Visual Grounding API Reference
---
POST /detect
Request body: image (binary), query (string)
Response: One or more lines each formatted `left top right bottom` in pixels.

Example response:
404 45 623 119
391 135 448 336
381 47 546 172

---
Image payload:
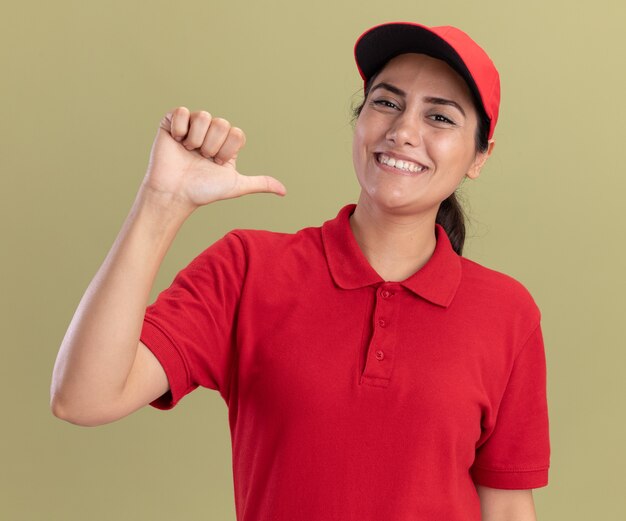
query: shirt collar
321 203 462 308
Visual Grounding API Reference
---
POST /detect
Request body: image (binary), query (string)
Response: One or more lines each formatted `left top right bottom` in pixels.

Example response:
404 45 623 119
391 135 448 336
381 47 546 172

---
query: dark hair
350 66 491 256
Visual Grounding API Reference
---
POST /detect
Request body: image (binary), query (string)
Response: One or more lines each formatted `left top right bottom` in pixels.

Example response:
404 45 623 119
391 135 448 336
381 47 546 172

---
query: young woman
51 21 550 521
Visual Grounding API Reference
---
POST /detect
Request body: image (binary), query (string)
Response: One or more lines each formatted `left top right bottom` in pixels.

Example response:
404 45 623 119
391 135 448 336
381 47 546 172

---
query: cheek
351 131 359 162
352 123 368 166
352 125 376 193
430 132 476 172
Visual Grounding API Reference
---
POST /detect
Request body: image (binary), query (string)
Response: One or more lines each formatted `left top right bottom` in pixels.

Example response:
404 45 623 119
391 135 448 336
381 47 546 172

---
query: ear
466 140 495 180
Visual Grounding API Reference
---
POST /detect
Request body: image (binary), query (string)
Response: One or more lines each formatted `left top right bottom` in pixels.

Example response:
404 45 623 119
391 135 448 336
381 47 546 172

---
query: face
352 53 493 218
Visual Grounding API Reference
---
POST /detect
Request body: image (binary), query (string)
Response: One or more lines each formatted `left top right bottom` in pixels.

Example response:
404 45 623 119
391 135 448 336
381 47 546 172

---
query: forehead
375 53 472 101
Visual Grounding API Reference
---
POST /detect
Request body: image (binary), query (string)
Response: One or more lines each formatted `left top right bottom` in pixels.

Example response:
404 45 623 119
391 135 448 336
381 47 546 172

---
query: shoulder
183 220 326 275
460 257 536 296
226 224 323 253
184 225 323 268
458 256 542 325
215 225 328 286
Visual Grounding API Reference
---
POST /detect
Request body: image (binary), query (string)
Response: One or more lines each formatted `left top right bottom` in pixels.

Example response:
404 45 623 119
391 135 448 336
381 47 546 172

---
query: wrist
135 183 196 222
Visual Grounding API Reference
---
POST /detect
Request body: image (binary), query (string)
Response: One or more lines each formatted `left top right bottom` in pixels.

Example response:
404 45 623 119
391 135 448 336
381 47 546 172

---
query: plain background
2 0 625 519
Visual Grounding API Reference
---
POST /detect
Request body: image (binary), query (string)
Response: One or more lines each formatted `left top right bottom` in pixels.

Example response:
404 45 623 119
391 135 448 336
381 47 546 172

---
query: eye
371 99 400 110
429 114 455 125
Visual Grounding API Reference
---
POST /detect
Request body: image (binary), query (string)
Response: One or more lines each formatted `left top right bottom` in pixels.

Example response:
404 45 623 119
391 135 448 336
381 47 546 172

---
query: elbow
50 393 83 425
50 393 108 427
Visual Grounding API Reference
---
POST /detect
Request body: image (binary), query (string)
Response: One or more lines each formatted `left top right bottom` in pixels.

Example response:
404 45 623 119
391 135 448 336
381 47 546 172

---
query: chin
364 192 424 216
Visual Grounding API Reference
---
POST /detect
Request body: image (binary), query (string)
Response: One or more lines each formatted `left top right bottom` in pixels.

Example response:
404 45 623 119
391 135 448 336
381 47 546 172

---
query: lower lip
374 154 427 176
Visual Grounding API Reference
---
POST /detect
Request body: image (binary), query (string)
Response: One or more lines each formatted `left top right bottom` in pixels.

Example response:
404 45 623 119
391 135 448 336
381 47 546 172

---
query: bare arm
477 485 538 521
50 107 286 426
50 188 189 426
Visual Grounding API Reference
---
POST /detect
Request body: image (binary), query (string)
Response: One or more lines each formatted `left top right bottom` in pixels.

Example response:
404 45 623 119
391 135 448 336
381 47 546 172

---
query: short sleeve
470 322 551 489
139 231 247 410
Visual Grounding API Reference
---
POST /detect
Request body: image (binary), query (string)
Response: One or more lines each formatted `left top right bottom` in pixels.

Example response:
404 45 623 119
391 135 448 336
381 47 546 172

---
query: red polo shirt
140 203 550 520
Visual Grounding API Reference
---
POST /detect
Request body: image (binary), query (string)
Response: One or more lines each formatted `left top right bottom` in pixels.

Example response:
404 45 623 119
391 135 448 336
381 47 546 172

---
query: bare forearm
50 186 191 418
477 485 537 521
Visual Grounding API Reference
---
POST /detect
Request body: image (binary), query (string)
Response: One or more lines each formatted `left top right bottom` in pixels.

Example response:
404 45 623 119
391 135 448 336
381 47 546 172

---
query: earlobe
466 139 496 180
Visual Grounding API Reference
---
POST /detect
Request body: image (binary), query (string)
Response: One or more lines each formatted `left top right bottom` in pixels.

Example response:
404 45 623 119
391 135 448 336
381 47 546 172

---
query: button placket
361 284 399 387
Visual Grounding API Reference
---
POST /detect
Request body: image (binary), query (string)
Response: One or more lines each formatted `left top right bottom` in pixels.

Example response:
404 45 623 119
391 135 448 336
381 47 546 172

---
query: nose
385 110 422 147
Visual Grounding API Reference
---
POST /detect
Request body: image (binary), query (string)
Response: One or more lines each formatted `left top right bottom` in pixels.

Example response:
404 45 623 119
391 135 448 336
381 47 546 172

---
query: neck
349 199 438 282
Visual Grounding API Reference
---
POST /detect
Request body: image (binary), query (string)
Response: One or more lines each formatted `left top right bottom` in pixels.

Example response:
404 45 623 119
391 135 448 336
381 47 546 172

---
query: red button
381 289 391 299
375 350 384 361
378 318 387 327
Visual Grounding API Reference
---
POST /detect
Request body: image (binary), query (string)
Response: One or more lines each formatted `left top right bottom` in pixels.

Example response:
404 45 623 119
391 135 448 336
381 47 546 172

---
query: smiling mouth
375 153 427 174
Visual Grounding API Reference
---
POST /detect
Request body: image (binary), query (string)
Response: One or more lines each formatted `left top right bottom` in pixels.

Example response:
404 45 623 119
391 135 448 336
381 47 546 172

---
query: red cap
354 22 500 140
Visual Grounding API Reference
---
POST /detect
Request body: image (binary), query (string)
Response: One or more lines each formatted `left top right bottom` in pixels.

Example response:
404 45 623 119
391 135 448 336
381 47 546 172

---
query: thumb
235 174 287 197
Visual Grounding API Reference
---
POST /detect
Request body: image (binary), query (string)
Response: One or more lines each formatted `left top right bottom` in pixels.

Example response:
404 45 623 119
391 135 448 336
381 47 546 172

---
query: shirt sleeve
470 322 551 489
139 230 247 410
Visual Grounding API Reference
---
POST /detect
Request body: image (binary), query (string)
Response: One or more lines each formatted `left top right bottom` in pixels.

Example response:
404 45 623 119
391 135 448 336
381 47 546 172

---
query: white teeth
377 153 424 173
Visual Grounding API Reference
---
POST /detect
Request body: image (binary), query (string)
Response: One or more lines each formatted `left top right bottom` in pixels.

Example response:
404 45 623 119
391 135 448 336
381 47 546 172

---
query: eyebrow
369 82 466 117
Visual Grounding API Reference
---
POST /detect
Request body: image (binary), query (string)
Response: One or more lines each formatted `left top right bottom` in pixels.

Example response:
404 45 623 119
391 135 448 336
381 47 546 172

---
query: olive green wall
2 0 624 519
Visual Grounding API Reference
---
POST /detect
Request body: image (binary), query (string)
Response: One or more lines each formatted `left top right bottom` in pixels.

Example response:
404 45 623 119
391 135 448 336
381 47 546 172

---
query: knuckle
195 110 212 121
211 117 231 129
231 126 246 145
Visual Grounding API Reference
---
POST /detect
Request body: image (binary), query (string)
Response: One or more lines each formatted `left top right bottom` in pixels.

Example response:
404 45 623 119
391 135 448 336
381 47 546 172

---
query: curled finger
170 106 190 142
199 117 231 159
182 110 212 150
213 127 246 165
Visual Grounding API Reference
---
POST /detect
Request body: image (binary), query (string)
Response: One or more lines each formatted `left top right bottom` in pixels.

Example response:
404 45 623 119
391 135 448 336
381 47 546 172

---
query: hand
141 106 286 213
